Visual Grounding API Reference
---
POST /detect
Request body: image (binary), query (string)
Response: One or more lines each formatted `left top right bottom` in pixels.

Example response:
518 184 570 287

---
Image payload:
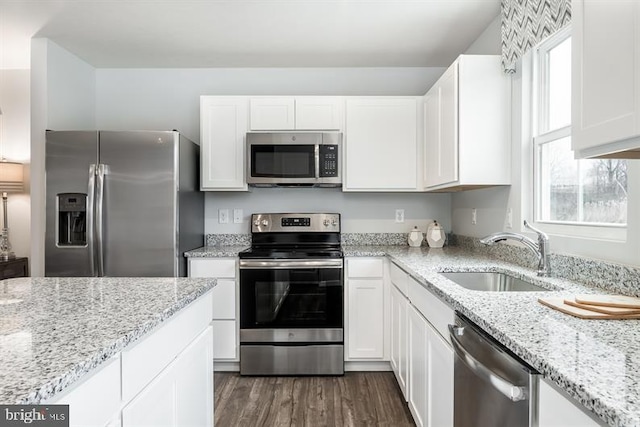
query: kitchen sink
440 271 549 292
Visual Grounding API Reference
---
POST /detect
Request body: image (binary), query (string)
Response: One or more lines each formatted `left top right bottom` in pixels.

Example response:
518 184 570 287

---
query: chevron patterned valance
501 0 572 73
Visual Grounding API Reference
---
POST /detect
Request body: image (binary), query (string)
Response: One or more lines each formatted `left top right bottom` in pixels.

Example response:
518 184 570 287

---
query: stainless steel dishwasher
449 313 540 427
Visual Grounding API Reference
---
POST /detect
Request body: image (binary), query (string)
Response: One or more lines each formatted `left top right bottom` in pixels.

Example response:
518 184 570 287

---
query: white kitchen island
0 277 216 427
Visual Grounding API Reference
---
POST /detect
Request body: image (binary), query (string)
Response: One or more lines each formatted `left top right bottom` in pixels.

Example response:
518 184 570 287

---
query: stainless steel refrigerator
45 130 203 277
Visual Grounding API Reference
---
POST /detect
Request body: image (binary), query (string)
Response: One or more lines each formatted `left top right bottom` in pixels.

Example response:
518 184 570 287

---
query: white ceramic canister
426 221 445 248
408 226 424 247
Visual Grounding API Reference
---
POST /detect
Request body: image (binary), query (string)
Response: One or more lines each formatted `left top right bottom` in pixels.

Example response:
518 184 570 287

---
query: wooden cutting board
563 299 640 315
538 298 640 319
574 294 640 309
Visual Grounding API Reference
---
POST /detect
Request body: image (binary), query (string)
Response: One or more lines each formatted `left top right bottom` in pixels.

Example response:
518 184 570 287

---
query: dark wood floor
214 372 415 427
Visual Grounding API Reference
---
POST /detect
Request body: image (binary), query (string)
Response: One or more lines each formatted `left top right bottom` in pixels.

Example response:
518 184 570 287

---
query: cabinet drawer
212 279 236 319
189 258 236 278
121 290 213 402
347 258 384 278
389 262 409 297
408 278 454 344
48 355 121 427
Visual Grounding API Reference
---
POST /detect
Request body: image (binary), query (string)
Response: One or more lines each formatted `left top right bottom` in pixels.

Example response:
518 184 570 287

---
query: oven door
239 259 343 342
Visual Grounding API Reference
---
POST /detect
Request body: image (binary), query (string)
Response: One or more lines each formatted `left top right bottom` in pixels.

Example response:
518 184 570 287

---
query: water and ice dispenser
57 193 87 246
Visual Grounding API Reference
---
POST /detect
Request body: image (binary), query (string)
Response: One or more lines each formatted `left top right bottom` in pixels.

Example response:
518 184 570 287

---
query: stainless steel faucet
479 220 550 277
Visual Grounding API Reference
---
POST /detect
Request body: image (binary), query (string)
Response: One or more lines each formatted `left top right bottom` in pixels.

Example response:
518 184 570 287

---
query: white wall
464 15 501 55
30 38 96 276
0 69 31 259
207 188 451 234
96 67 446 143
95 66 452 235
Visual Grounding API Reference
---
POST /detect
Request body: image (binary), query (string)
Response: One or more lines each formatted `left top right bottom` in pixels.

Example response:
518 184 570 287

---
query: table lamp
0 160 23 260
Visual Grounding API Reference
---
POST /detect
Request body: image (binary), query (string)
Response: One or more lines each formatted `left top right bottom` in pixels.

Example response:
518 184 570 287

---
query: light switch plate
471 208 477 225
395 209 405 223
218 209 229 224
233 209 243 224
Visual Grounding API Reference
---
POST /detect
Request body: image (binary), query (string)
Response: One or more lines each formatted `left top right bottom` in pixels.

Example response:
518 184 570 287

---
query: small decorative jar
408 226 424 247
426 221 445 248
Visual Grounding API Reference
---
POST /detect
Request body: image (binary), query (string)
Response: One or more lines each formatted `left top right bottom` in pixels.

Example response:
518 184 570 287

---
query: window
533 29 627 227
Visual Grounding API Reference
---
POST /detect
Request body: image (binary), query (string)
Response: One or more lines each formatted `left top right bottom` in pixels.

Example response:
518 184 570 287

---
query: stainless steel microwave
246 132 342 187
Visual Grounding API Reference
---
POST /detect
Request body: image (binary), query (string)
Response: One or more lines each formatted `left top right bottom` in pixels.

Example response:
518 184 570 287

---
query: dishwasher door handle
448 324 527 402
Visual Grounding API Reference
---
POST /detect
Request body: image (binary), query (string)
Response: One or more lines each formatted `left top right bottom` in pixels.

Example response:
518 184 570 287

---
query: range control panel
251 213 340 233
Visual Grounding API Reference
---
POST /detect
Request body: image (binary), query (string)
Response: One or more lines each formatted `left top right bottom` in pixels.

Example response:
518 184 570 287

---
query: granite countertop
345 245 638 427
0 277 215 405
184 245 249 257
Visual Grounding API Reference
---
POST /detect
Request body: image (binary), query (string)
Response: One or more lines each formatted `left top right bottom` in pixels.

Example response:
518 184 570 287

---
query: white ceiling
0 0 500 69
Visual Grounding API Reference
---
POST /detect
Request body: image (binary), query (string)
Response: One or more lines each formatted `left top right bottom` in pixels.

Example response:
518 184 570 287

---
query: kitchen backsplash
205 234 252 246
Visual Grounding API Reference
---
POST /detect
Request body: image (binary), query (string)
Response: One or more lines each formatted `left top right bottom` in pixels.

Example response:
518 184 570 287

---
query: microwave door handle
314 144 320 179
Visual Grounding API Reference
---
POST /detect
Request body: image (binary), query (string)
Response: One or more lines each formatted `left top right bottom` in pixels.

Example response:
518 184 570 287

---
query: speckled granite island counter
345 245 640 427
0 277 215 407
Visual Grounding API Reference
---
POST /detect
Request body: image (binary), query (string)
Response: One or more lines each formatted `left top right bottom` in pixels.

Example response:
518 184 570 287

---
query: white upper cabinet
572 0 640 159
250 97 295 130
250 96 343 130
344 97 421 191
200 96 249 191
423 55 510 191
295 97 343 130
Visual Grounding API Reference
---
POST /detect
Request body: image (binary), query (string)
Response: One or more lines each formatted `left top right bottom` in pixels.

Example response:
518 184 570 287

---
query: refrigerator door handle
96 164 107 276
87 164 97 276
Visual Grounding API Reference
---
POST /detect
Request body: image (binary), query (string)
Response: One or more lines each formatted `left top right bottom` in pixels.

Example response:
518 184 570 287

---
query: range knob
253 219 260 227
261 219 269 227
323 219 330 227
331 218 338 226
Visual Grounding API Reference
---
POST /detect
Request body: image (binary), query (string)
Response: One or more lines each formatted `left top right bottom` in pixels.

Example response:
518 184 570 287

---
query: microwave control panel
319 145 339 177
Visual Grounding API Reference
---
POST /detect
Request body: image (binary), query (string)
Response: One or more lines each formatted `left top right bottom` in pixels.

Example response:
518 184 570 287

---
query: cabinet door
122 327 213 427
425 65 458 188
212 319 237 360
572 0 640 157
344 98 418 191
408 305 428 427
438 64 458 185
428 326 453 427
200 96 248 190
390 285 409 400
250 97 295 130
295 97 343 130
347 278 384 359
538 379 602 427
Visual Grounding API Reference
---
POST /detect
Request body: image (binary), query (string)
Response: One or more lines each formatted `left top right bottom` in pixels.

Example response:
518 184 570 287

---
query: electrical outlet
218 209 229 224
233 209 243 224
395 209 405 223
506 208 513 229
471 208 477 225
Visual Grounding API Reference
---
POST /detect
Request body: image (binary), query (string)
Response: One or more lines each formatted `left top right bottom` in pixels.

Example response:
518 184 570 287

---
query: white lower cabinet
538 379 603 426
188 257 239 363
408 304 429 427
389 261 454 427
428 325 454 427
122 326 213 427
345 257 388 360
390 277 409 399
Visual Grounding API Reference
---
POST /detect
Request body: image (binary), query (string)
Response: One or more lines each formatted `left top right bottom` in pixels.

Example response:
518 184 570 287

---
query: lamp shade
0 161 23 193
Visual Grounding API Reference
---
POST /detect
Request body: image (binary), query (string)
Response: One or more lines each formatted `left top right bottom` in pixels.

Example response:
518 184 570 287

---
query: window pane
548 37 571 131
539 137 628 224
581 159 628 224
539 136 578 222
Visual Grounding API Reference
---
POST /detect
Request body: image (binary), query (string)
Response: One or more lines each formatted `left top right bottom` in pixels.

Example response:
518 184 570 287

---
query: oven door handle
448 324 527 402
239 259 343 269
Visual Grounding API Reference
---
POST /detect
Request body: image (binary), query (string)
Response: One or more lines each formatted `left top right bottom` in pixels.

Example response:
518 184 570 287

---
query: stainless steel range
239 213 344 376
